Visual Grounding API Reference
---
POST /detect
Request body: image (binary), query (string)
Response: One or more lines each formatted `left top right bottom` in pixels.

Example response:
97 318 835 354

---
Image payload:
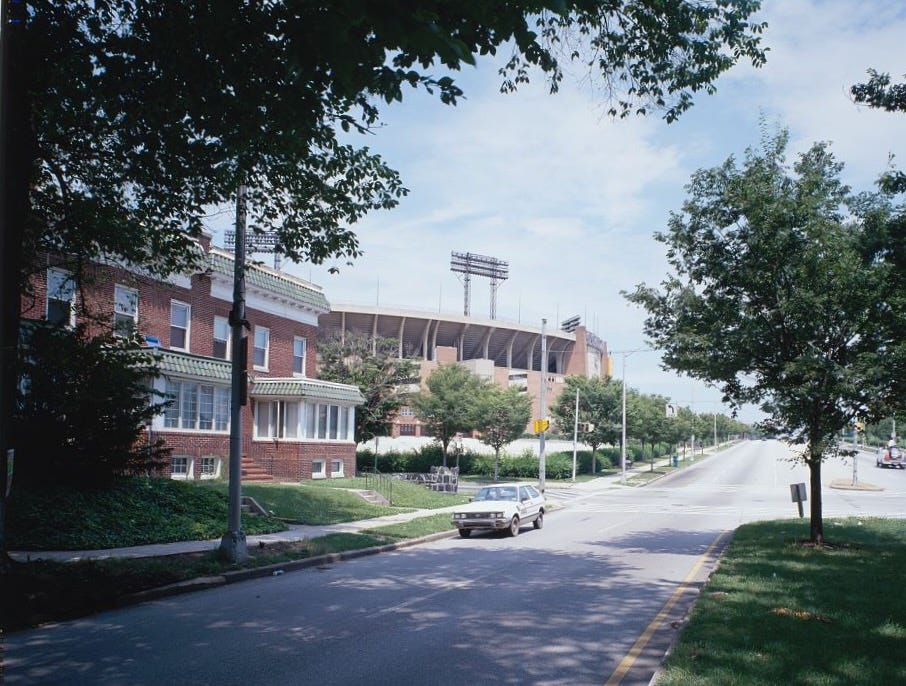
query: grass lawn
656 518 906 686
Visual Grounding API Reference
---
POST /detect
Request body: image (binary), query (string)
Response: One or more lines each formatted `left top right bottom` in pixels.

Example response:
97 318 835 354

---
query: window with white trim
253 326 269 370
312 460 326 479
213 316 230 359
293 336 307 376
46 268 76 327
114 284 138 337
170 455 193 480
164 380 230 431
170 300 190 351
331 459 344 477
254 400 355 441
399 406 415 417
199 456 221 479
255 399 302 439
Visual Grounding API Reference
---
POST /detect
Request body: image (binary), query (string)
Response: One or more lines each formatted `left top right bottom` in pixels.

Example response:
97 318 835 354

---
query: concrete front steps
240 456 275 482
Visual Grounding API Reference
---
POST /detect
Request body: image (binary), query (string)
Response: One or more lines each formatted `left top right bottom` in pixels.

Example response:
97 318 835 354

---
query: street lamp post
617 348 651 485
571 387 579 482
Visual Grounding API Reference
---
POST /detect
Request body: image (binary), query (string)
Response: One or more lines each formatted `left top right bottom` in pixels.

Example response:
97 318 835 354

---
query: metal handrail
362 468 392 505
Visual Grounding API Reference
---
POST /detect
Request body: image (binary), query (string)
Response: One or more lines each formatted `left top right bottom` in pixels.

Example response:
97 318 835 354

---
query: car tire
459 529 472 538
533 511 544 530
508 516 520 537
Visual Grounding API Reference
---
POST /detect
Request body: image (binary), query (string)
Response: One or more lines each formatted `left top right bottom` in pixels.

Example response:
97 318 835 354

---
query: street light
615 348 651 485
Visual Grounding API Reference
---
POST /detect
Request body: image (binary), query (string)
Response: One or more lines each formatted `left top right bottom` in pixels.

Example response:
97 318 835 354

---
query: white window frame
331 459 344 478
46 267 76 327
213 316 231 360
164 380 230 433
199 456 222 480
255 399 303 439
170 455 194 480
312 460 326 480
114 284 138 337
170 300 191 351
293 336 307 377
253 326 270 371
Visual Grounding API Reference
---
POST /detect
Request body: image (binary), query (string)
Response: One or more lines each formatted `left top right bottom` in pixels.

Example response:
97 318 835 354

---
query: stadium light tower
450 251 509 319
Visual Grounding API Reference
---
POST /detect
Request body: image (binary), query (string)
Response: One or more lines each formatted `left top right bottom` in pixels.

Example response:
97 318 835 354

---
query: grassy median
656 518 906 686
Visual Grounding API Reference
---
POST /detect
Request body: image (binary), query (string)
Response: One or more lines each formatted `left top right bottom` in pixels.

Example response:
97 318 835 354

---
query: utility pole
571 387 579 482
538 318 547 493
220 183 250 563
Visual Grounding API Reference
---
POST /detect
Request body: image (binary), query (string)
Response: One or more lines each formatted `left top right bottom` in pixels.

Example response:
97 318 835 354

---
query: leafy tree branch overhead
12 0 767 288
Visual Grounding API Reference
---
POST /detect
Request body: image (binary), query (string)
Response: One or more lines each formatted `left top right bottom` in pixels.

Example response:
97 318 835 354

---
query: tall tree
317 333 418 445
626 129 898 543
412 364 486 465
474 386 532 481
13 324 169 488
551 376 622 472
1 0 768 566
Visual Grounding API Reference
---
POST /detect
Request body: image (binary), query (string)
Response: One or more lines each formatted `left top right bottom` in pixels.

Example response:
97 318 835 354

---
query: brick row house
20 233 363 482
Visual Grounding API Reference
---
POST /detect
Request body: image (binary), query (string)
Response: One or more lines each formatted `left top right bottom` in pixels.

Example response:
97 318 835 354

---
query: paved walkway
10 454 701 563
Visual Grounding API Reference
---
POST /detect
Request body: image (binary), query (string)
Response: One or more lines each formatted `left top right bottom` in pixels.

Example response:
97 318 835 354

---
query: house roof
207 249 329 313
150 348 364 405
251 378 364 405
150 348 233 381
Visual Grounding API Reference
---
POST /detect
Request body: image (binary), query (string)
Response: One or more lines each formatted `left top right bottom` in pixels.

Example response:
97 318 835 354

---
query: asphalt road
4 440 906 686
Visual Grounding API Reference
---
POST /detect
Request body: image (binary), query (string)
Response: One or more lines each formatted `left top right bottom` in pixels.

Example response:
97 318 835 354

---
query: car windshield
474 486 518 502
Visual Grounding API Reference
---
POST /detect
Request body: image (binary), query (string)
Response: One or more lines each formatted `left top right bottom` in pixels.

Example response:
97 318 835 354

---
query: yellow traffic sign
533 419 549 434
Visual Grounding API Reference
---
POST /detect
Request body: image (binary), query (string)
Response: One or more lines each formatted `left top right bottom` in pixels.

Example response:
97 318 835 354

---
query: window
331 459 344 477
399 423 416 436
254 400 354 441
164 380 230 432
170 455 192 480
114 284 138 336
199 456 221 479
170 301 190 350
213 316 230 359
399 406 415 417
253 326 269 370
46 268 75 327
293 336 307 376
312 460 326 480
328 405 339 439
255 400 302 439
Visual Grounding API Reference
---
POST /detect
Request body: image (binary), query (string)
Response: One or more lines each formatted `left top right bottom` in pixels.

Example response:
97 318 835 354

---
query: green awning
148 348 232 381
251 378 364 405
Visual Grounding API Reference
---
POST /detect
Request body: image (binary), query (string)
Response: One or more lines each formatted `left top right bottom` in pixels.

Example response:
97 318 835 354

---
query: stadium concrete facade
318 304 611 437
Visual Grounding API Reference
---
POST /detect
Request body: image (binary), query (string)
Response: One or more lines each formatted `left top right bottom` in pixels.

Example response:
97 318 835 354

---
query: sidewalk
10 453 707 564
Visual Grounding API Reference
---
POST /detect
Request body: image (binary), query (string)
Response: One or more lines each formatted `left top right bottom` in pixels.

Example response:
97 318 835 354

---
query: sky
206 0 906 425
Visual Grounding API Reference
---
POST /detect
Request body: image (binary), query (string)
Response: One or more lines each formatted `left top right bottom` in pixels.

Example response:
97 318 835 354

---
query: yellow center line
603 529 731 686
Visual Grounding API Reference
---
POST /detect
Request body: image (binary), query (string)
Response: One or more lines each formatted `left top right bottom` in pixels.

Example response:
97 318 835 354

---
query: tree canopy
625 128 903 542
474 386 532 481
411 364 488 464
316 333 418 445
551 376 622 472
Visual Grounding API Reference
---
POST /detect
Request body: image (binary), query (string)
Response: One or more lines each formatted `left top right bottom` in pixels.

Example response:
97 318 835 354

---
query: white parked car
451 483 545 538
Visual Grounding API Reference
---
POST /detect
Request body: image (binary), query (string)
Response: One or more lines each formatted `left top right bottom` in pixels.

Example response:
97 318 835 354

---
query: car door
519 485 542 520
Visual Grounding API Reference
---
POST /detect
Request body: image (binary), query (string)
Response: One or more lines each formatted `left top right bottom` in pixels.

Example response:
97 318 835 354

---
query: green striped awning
149 348 232 381
251 378 364 405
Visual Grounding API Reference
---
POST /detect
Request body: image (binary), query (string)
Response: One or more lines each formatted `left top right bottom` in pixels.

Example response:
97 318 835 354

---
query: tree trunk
808 452 824 543
494 448 499 482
